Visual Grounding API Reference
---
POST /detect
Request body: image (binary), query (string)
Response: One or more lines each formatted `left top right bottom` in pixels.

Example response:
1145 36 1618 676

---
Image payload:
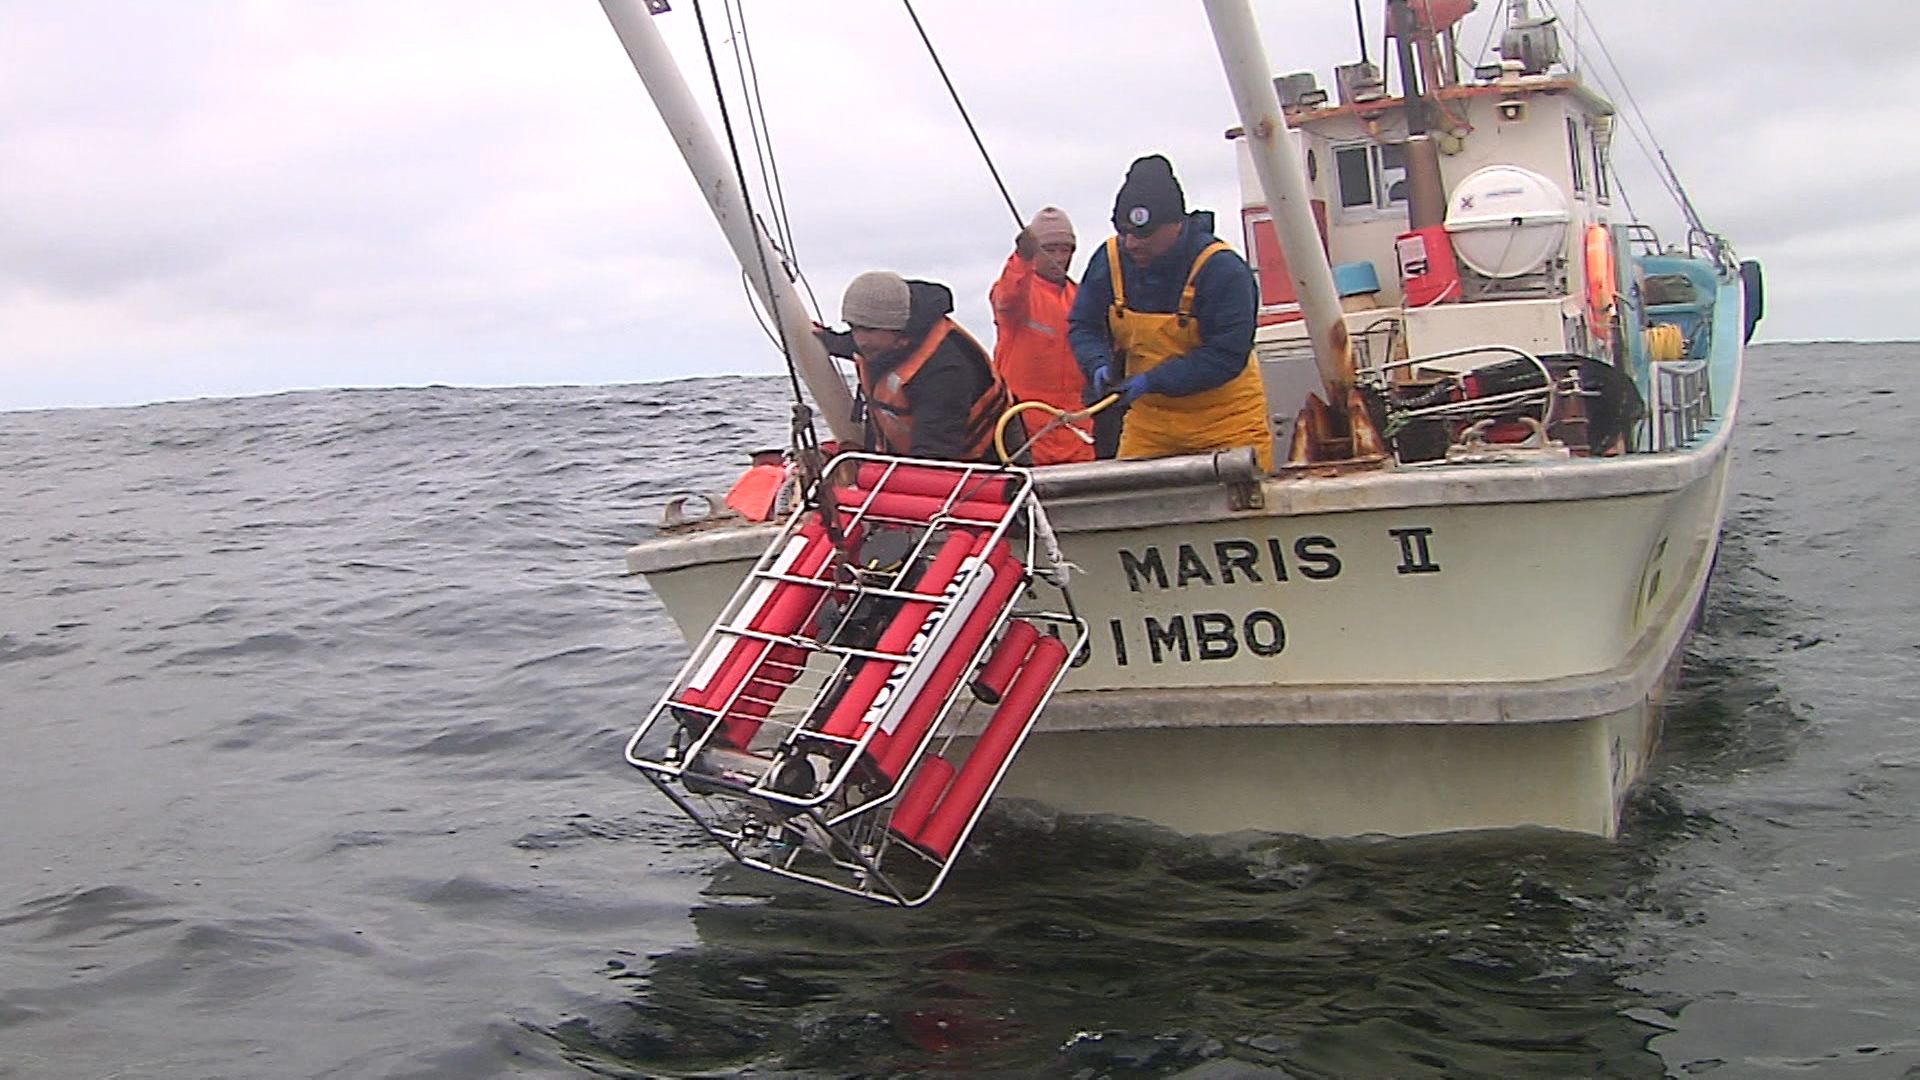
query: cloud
0 0 1911 411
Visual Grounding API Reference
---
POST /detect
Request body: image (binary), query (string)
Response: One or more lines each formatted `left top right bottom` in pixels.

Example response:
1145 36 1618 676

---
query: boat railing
1365 345 1664 463
1644 357 1714 450
1618 222 1664 258
1368 345 1559 428
1350 314 1404 375
1686 227 1738 275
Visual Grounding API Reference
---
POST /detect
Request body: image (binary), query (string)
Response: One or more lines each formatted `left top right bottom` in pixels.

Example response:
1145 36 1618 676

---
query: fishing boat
607 0 1763 847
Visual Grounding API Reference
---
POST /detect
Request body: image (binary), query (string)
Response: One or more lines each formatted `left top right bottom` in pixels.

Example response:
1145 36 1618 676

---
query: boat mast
1387 0 1448 232
1201 0 1355 416
599 0 860 445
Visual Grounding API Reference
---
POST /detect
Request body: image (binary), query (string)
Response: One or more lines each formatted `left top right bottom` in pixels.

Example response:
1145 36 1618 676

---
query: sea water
2 342 1915 1077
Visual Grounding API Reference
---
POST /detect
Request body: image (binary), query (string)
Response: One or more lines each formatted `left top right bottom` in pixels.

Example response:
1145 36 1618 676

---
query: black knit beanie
1112 154 1186 234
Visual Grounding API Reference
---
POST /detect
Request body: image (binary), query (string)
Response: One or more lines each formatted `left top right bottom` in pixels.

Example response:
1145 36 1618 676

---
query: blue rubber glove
1090 365 1115 400
1119 374 1151 405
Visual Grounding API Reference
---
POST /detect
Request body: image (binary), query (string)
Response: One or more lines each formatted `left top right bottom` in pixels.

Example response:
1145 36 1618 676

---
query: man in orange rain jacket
988 207 1094 465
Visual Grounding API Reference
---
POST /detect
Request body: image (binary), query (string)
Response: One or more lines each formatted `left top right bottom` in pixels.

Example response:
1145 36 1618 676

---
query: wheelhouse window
1567 117 1587 195
1589 124 1611 203
1333 142 1409 215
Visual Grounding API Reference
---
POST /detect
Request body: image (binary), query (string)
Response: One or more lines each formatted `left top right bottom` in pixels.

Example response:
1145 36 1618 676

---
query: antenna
1353 0 1370 64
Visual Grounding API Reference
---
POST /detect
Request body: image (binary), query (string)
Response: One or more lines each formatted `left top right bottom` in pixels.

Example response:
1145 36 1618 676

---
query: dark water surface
2 342 1914 1078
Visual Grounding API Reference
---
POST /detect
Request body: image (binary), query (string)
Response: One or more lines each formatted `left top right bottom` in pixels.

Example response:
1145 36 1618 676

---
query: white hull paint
607 0 1752 844
631 415 1732 839
996 695 1667 839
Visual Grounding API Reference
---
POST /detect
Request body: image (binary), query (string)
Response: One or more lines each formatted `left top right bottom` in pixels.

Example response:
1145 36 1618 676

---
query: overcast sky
2 1 1910 412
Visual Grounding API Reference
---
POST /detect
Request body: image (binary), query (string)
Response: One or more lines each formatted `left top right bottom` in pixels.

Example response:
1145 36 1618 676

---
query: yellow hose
994 395 1122 464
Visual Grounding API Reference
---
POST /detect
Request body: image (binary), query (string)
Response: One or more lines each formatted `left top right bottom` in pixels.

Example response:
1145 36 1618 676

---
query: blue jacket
1067 211 1258 400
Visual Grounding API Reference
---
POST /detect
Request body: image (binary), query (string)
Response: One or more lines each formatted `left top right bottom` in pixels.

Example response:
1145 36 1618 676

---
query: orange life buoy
1584 223 1617 343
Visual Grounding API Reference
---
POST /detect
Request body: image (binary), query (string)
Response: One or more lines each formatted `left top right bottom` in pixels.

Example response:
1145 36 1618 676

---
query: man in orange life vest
817 270 1018 463
1067 154 1273 469
988 207 1094 465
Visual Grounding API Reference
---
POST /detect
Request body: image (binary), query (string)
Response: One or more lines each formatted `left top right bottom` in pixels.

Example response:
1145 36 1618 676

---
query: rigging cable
1538 0 1704 240
1468 0 1502 78
689 0 802 405
689 0 842 538
1569 61 1683 211
1469 1 1648 224
723 0 824 319
900 0 1024 228
717 0 823 344
1578 16 1718 249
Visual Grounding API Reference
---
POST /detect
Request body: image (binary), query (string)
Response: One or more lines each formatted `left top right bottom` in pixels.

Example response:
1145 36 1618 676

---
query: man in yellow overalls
1067 155 1273 470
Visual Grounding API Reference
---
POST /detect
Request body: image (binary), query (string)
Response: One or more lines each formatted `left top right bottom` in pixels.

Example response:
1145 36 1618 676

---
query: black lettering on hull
1145 616 1190 664
1294 536 1341 579
1111 610 1289 667
1389 527 1442 575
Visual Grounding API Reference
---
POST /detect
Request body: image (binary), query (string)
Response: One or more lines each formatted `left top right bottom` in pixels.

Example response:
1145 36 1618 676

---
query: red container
690 518 851 746
887 755 955 844
717 643 808 746
970 619 1040 704
1395 225 1460 307
839 487 1012 526
915 634 1069 860
817 530 983 739
853 461 1013 505
870 540 1027 782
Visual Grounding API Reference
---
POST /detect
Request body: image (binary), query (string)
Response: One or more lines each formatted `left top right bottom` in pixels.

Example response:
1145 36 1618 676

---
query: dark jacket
821 280 1006 462
1066 211 1259 401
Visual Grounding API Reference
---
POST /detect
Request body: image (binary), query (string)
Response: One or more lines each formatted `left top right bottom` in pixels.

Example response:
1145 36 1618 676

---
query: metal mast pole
1202 0 1355 412
599 0 859 444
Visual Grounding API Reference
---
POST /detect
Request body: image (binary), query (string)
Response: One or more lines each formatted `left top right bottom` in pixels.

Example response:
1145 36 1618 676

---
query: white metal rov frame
626 455 1088 906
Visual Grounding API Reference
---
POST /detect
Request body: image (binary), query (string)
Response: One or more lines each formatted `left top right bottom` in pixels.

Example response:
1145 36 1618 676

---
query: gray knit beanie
841 270 912 331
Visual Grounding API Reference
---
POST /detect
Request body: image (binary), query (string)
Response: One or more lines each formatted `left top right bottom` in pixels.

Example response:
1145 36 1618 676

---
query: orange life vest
856 318 1012 462
989 254 1093 465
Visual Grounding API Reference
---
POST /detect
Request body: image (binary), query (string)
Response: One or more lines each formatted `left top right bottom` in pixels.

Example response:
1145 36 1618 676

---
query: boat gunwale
626 420 1733 573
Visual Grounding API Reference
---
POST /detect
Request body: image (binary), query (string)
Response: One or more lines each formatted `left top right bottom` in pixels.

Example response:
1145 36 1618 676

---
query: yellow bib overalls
1105 238 1273 470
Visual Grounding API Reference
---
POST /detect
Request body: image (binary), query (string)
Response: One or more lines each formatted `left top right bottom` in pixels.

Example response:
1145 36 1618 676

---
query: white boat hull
599 0 1754 845
631 435 1731 839
997 696 1667 838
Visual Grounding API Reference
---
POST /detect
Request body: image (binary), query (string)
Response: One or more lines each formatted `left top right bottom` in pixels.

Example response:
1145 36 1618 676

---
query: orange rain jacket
989 253 1094 465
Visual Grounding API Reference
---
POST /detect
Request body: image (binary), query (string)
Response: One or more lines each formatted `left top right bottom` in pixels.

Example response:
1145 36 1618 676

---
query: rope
900 0 1023 228
993 395 1118 465
690 0 840 542
1540 0 1703 234
723 0 823 319
690 0 802 408
1644 322 1684 362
